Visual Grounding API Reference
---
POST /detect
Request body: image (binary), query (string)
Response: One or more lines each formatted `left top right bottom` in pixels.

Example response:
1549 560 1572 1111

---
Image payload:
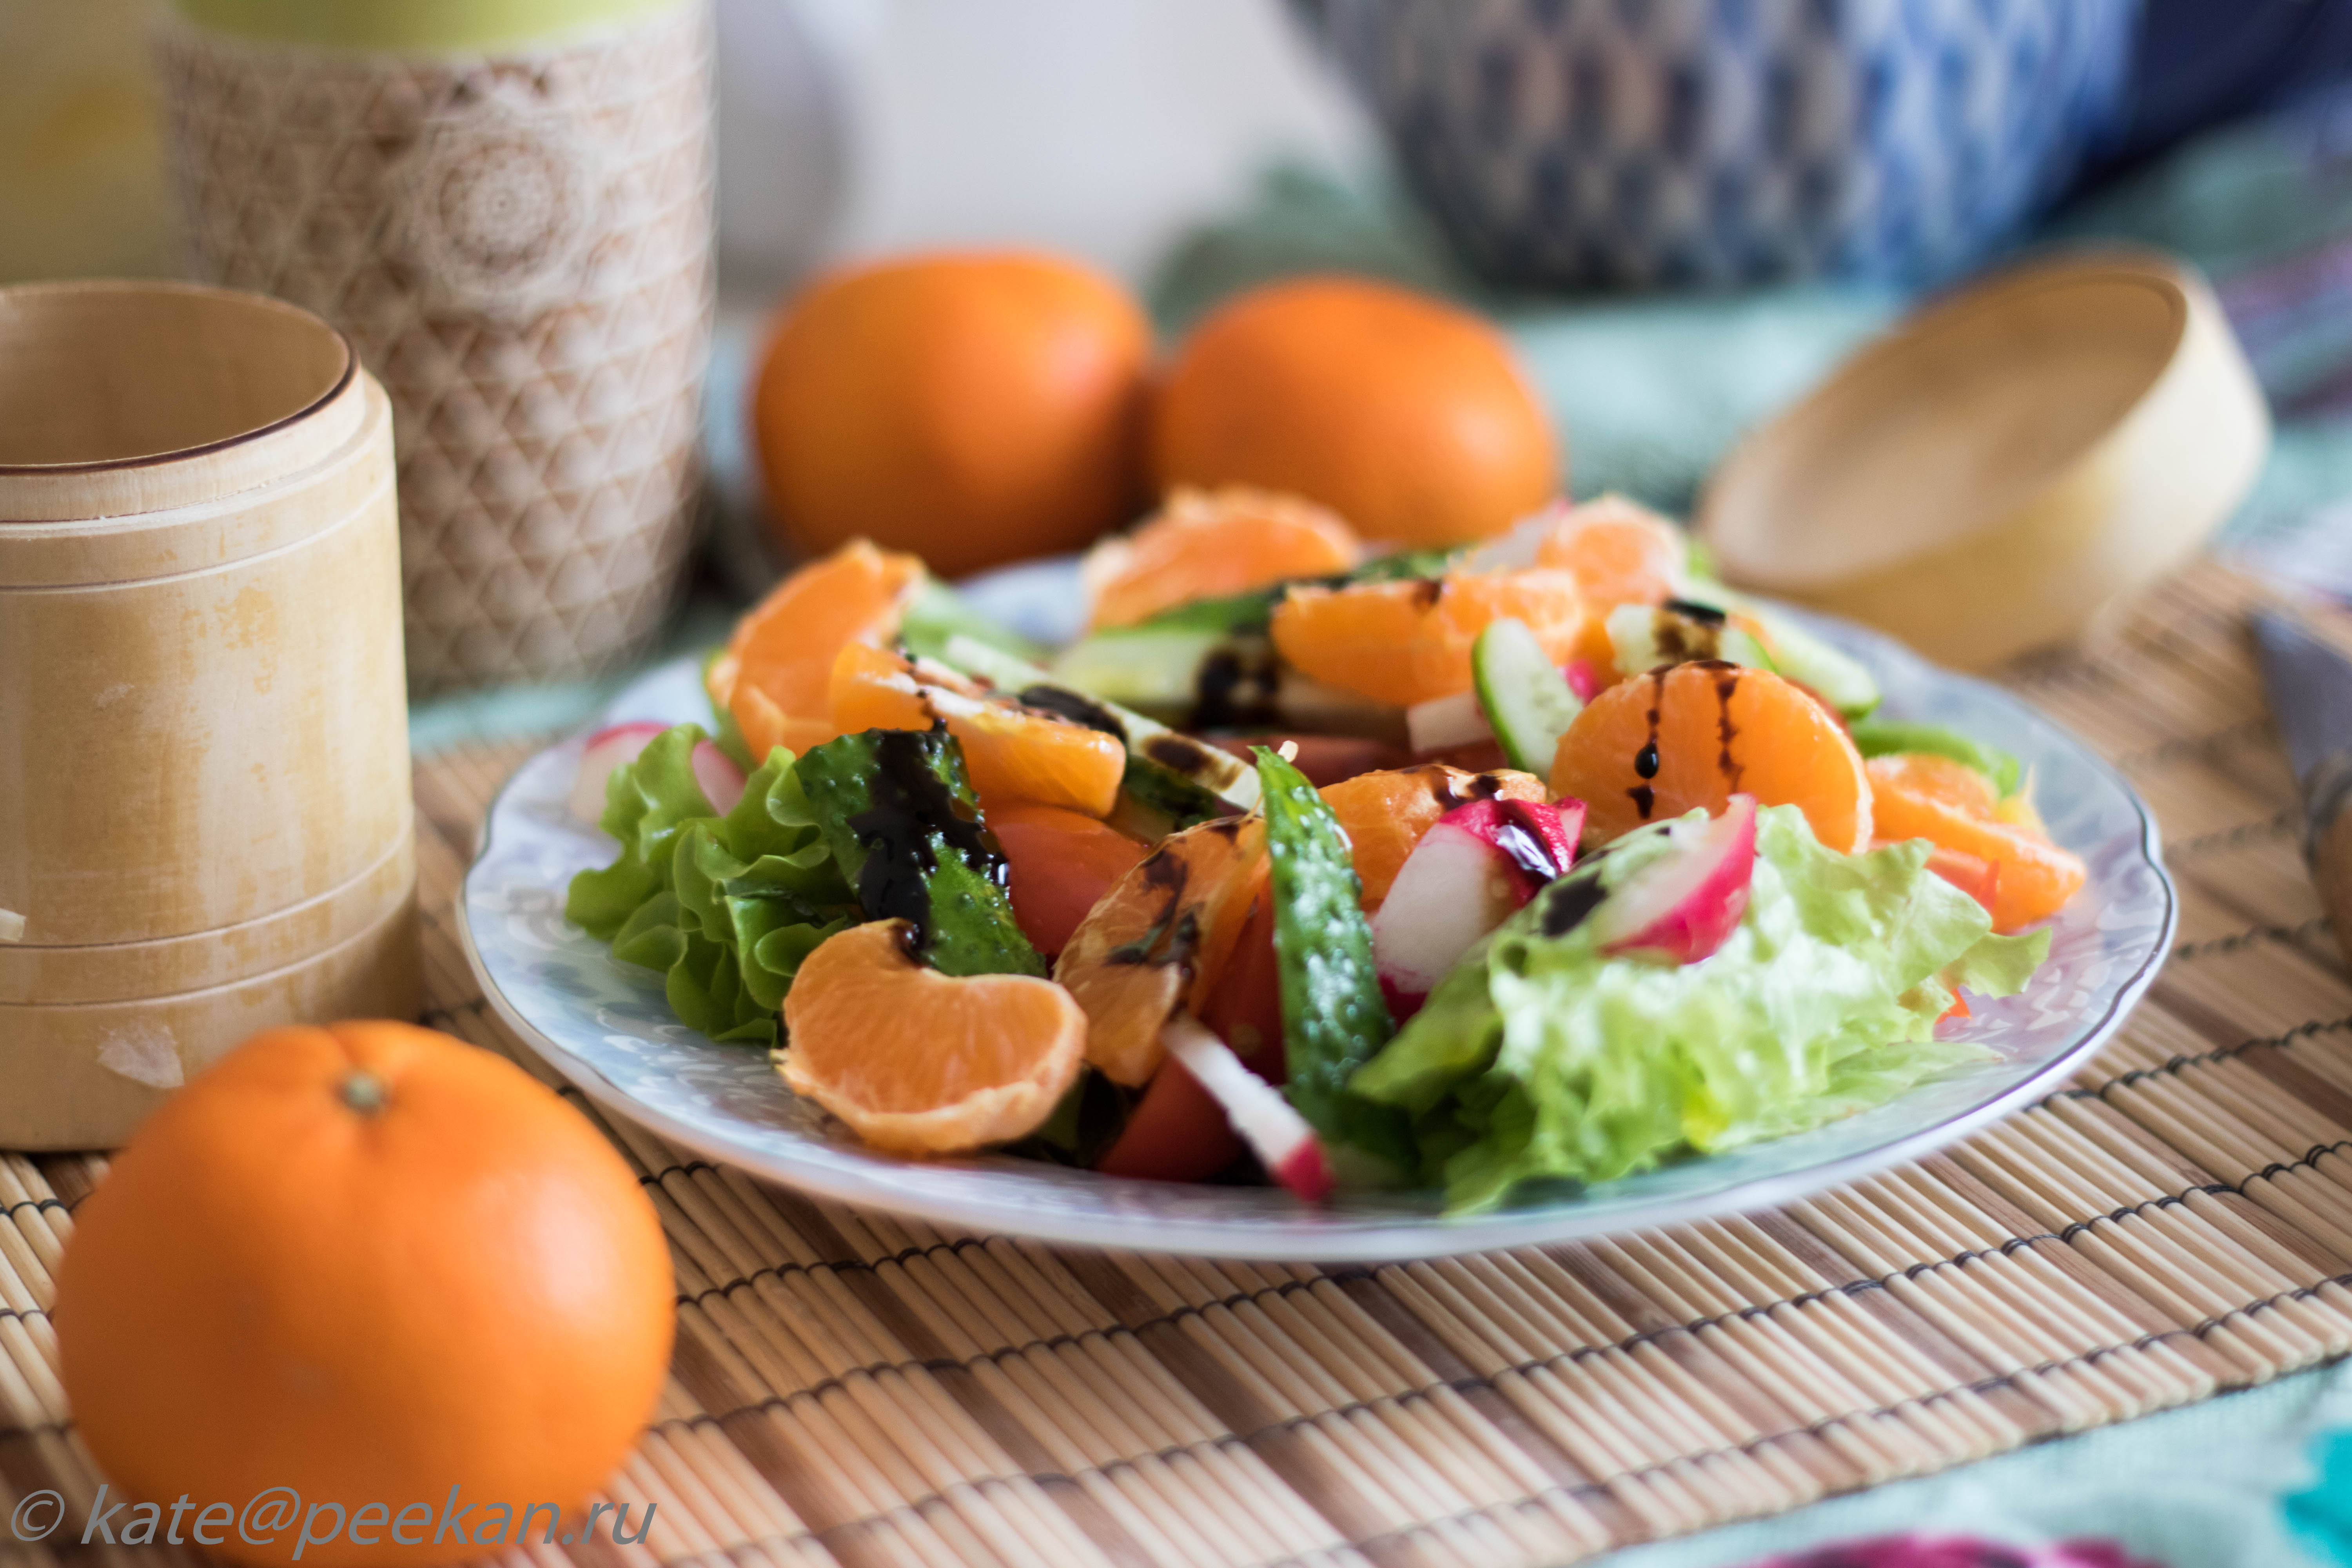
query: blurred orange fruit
55 1022 672 1568
1269 570 1589 707
780 919 1087 1154
1082 486 1361 629
708 539 924 761
1150 275 1559 547
1553 664 1873 852
751 252 1152 578
1867 753 2087 932
827 642 1125 817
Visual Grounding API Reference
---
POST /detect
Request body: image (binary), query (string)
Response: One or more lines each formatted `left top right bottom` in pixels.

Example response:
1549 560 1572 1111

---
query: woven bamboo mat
6 560 2352 1568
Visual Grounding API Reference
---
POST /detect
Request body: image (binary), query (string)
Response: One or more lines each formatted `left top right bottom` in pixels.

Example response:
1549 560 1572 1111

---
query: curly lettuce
1351 804 2051 1212
566 725 856 1045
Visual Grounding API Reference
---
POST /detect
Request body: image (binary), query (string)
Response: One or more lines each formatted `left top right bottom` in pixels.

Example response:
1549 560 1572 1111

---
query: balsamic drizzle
1017 683 1125 737
843 727 1005 939
1539 874 1608 938
1628 669 1665 820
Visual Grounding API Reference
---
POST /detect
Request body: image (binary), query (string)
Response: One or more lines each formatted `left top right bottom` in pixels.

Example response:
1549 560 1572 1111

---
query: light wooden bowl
1699 249 2271 671
0 281 418 1148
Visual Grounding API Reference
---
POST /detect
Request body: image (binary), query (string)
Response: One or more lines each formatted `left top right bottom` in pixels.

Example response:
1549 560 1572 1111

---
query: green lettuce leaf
1351 804 2049 1212
565 727 857 1045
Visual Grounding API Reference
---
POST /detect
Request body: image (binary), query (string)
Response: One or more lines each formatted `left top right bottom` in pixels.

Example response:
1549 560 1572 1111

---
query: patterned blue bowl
1317 0 2139 289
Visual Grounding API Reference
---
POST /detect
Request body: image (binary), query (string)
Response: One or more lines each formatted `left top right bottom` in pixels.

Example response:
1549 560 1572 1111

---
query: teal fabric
1599 1361 2347 1567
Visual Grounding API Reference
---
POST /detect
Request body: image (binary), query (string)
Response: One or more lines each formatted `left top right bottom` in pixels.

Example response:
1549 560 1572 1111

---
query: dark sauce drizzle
1662 597 1727 626
844 728 1006 938
1017 683 1126 738
1540 874 1609 938
1192 642 1284 730
1628 670 1665 819
1713 666 1744 793
1491 799 1567 882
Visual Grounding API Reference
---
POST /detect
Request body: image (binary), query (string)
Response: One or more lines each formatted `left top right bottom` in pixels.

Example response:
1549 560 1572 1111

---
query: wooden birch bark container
0 281 419 1149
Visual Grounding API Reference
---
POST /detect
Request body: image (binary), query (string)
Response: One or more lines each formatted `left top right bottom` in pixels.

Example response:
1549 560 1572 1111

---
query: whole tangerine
54 1022 673 1568
751 251 1152 578
1150 274 1560 547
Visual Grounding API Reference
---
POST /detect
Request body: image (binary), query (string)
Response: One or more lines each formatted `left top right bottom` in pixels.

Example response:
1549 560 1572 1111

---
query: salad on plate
561 490 2085 1214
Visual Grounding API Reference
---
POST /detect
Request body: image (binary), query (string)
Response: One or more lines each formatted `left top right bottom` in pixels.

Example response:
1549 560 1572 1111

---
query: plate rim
454 616 2177 1261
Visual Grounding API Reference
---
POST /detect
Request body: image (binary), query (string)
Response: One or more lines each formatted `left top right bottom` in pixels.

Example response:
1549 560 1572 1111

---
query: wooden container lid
1698 249 2271 670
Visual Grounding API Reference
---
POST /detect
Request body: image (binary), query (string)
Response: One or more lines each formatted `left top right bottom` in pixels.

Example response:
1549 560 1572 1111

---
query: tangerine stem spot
338 1071 388 1115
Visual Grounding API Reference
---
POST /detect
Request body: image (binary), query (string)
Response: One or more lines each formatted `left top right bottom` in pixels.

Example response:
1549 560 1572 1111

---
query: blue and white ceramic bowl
1315 0 2137 288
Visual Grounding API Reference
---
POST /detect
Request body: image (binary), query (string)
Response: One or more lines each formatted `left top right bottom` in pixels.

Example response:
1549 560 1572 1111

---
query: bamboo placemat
6 560 2351 1568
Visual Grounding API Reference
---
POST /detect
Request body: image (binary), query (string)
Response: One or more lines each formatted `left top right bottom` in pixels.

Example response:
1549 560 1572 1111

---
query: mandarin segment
1866 753 2087 932
828 642 1125 817
711 539 924 762
1533 495 1688 604
1083 486 1361 629
1270 570 1589 708
1532 495 1692 666
780 919 1087 1154
1055 816 1267 1086
1320 764 1548 910
1552 663 1873 851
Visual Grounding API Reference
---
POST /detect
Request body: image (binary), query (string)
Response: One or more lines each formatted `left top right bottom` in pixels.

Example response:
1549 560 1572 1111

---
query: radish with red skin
1590 794 1758 964
568 721 666 821
1159 1016 1333 1201
570 723 748 822
1371 796 1583 1015
690 741 748 816
1094 1054 1243 1183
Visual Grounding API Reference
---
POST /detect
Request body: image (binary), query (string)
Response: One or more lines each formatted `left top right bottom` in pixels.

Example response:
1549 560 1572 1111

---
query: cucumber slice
898 577 1049 666
940 634 1261 812
1606 601 1775 680
1684 592 1880 718
1253 748 1411 1176
1742 606 1879 718
1472 617 1584 776
1049 625 1236 721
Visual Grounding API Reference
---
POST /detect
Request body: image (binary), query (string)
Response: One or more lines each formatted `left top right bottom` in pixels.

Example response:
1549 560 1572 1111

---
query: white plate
457 567 2174 1260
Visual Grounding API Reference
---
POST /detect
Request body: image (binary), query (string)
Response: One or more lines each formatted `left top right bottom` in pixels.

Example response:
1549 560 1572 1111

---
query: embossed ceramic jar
0 282 419 1148
154 0 717 691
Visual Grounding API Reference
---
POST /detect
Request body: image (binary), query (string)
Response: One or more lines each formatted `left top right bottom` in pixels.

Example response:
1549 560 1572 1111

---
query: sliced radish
1590 793 1758 964
1406 688 1492 755
691 740 748 816
1562 660 1606 703
1370 797 1582 1015
1160 1015 1332 1201
569 721 667 822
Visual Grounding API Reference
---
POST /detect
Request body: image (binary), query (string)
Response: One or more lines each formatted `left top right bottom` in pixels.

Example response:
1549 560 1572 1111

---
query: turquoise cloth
1597 1362 2350 1566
